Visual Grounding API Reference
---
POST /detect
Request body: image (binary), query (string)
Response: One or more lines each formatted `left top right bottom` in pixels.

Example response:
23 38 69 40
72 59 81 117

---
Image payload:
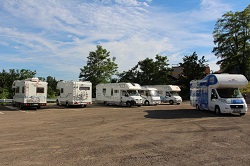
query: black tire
215 106 221 115
56 100 60 106
169 100 174 105
196 104 200 111
81 105 86 108
144 100 150 106
126 101 131 107
19 104 22 110
66 102 70 108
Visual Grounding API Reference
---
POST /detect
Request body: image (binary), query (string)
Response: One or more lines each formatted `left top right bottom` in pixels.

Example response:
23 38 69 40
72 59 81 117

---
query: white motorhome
190 74 248 116
56 81 92 107
12 78 48 109
147 85 182 104
96 83 143 107
139 86 161 105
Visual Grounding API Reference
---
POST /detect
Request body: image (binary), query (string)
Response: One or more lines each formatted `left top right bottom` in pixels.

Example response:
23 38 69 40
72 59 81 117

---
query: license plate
32 104 38 106
232 109 241 113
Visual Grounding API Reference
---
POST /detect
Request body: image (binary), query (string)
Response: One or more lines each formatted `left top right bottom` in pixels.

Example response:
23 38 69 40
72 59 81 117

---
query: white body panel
190 74 248 115
12 78 48 108
56 81 92 107
146 85 182 104
139 87 161 105
96 83 143 107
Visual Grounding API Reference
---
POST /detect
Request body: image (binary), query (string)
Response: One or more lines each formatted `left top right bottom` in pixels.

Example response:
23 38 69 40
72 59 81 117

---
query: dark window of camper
103 88 106 94
61 88 64 93
22 86 25 93
111 88 113 96
16 87 20 93
37 87 44 93
79 87 90 90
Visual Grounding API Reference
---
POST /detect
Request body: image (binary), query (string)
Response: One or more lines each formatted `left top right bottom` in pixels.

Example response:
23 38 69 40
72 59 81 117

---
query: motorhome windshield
217 88 242 98
150 90 159 96
171 92 180 97
127 90 140 96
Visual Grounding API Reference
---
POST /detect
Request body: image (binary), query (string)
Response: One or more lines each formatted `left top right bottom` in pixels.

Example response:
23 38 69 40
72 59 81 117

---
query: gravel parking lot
0 102 249 166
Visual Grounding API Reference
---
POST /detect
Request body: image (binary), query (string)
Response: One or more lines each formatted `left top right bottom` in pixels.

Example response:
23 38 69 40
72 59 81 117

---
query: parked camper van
190 74 248 115
12 78 48 109
56 81 92 107
139 86 161 105
147 85 182 104
96 83 143 107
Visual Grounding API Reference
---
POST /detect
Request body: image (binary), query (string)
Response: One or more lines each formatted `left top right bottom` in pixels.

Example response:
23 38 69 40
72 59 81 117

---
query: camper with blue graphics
190 74 248 116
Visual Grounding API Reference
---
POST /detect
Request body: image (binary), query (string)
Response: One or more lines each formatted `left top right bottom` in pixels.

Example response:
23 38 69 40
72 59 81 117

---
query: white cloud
0 0 245 80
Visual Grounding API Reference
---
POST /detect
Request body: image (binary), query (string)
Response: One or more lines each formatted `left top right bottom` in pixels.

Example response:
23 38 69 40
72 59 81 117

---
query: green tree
178 52 208 99
46 76 58 99
79 45 118 97
212 5 250 79
0 69 36 99
118 55 173 85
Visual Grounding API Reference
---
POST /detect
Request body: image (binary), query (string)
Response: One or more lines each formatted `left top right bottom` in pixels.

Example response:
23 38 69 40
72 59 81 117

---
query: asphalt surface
0 102 249 166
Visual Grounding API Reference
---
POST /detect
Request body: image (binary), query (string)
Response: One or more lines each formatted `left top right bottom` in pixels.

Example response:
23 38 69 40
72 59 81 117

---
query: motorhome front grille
230 105 243 109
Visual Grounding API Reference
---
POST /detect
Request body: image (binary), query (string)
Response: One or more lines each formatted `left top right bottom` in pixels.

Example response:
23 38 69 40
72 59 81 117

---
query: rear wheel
169 100 174 105
196 104 200 111
66 102 70 108
81 105 86 108
56 100 60 106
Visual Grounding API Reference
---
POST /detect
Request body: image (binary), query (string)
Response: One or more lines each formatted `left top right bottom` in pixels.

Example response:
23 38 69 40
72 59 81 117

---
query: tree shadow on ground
144 109 242 119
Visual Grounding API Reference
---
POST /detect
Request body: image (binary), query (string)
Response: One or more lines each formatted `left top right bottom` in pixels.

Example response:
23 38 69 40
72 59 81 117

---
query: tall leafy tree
79 45 118 97
212 5 250 79
118 55 173 85
178 52 208 99
46 76 58 99
0 69 36 99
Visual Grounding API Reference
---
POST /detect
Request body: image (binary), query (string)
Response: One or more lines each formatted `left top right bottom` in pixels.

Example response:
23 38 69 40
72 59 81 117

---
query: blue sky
0 0 249 81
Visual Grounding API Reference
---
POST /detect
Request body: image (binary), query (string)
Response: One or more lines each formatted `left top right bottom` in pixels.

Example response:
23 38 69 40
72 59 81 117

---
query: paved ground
0 102 249 166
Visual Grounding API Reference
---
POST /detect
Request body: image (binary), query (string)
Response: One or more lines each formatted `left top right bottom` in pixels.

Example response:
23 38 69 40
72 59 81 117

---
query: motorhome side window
103 88 106 94
15 87 20 93
37 87 45 93
166 92 171 97
22 86 25 93
122 90 127 96
111 88 113 96
79 87 90 90
211 89 217 99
